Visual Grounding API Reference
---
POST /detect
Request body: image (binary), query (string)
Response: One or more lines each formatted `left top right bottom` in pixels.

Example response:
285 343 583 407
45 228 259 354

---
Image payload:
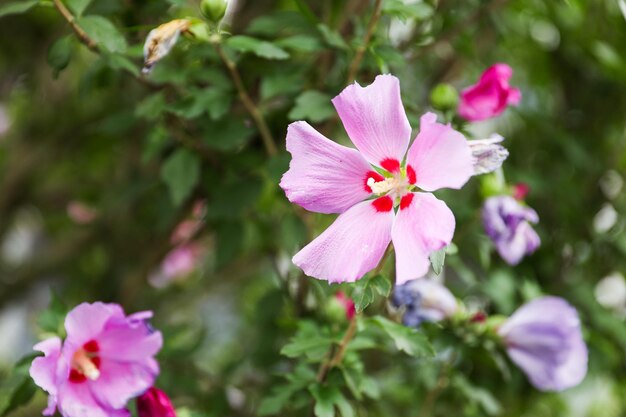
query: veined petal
89 358 159 410
64 303 125 346
58 382 130 417
31 338 62 415
280 122 375 214
332 74 411 167
293 200 393 283
392 193 455 284
407 113 473 191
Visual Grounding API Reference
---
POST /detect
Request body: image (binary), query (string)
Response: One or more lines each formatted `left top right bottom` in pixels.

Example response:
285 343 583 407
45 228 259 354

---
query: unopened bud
200 0 228 24
430 83 459 111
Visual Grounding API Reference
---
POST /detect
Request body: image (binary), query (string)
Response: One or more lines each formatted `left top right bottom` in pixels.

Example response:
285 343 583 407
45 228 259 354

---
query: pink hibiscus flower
30 302 163 417
280 75 474 284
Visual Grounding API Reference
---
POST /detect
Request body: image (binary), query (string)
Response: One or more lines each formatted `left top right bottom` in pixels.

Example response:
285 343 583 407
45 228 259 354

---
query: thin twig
346 0 384 83
212 42 278 157
316 316 358 382
52 0 99 52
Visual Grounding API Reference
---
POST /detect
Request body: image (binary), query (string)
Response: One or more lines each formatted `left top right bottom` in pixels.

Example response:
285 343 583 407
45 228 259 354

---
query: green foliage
369 316 434 357
47 35 74 78
2 0 626 416
352 274 391 313
78 16 127 53
289 91 335 123
226 36 290 60
160 149 201 206
0 0 38 18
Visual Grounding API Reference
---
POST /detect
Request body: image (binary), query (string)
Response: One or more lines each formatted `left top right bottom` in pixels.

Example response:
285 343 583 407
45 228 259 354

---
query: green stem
212 39 279 157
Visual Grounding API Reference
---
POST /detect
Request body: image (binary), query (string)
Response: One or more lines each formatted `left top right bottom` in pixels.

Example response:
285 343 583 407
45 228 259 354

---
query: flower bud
430 83 459 111
137 387 177 417
324 292 355 322
200 0 228 24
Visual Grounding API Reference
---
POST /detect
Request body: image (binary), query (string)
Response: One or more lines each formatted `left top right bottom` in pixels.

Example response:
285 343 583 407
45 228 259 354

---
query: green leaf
0 0 38 18
200 117 254 151
136 92 167 121
160 149 201 206
226 35 290 60
382 0 434 21
77 16 127 53
37 292 68 336
310 385 339 417
168 88 232 121
47 35 74 78
260 71 305 100
317 24 349 50
429 247 446 275
352 274 391 313
370 316 434 357
453 375 502 416
288 91 334 123
215 220 243 267
280 321 333 360
275 35 323 53
1 378 37 417
104 53 139 76
66 0 92 17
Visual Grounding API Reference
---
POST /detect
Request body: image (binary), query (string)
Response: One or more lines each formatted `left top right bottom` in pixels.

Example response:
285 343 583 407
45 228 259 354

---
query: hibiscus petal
280 122 374 214
64 303 125 345
31 338 62 415
332 74 411 167
407 113 473 191
392 193 455 284
98 326 162 362
58 382 130 417
293 200 393 283
89 358 159 410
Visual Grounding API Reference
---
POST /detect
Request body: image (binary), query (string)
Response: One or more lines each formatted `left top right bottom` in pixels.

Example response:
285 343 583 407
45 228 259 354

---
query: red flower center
69 340 101 383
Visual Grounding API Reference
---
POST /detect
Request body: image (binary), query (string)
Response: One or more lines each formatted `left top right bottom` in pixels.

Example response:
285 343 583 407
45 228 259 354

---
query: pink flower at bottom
30 302 163 417
458 63 521 121
137 387 177 417
280 75 474 284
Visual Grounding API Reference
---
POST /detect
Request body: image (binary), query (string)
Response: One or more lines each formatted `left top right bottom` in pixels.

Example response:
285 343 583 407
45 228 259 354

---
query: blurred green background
0 0 625 416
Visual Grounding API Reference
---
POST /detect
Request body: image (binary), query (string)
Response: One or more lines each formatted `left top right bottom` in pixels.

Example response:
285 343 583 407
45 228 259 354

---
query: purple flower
482 195 540 265
458 63 521 121
498 297 588 391
281 75 474 284
393 279 457 327
30 302 163 417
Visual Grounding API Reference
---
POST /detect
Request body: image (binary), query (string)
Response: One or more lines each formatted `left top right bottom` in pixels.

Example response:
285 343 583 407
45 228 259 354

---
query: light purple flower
30 302 163 417
393 278 458 327
280 75 474 284
482 195 540 265
498 297 588 391
458 63 521 121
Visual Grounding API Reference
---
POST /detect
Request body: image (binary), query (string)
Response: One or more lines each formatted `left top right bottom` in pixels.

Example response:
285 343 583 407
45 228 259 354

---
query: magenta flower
281 75 474 284
30 302 163 417
458 63 521 121
137 387 177 417
498 297 588 392
482 195 540 265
